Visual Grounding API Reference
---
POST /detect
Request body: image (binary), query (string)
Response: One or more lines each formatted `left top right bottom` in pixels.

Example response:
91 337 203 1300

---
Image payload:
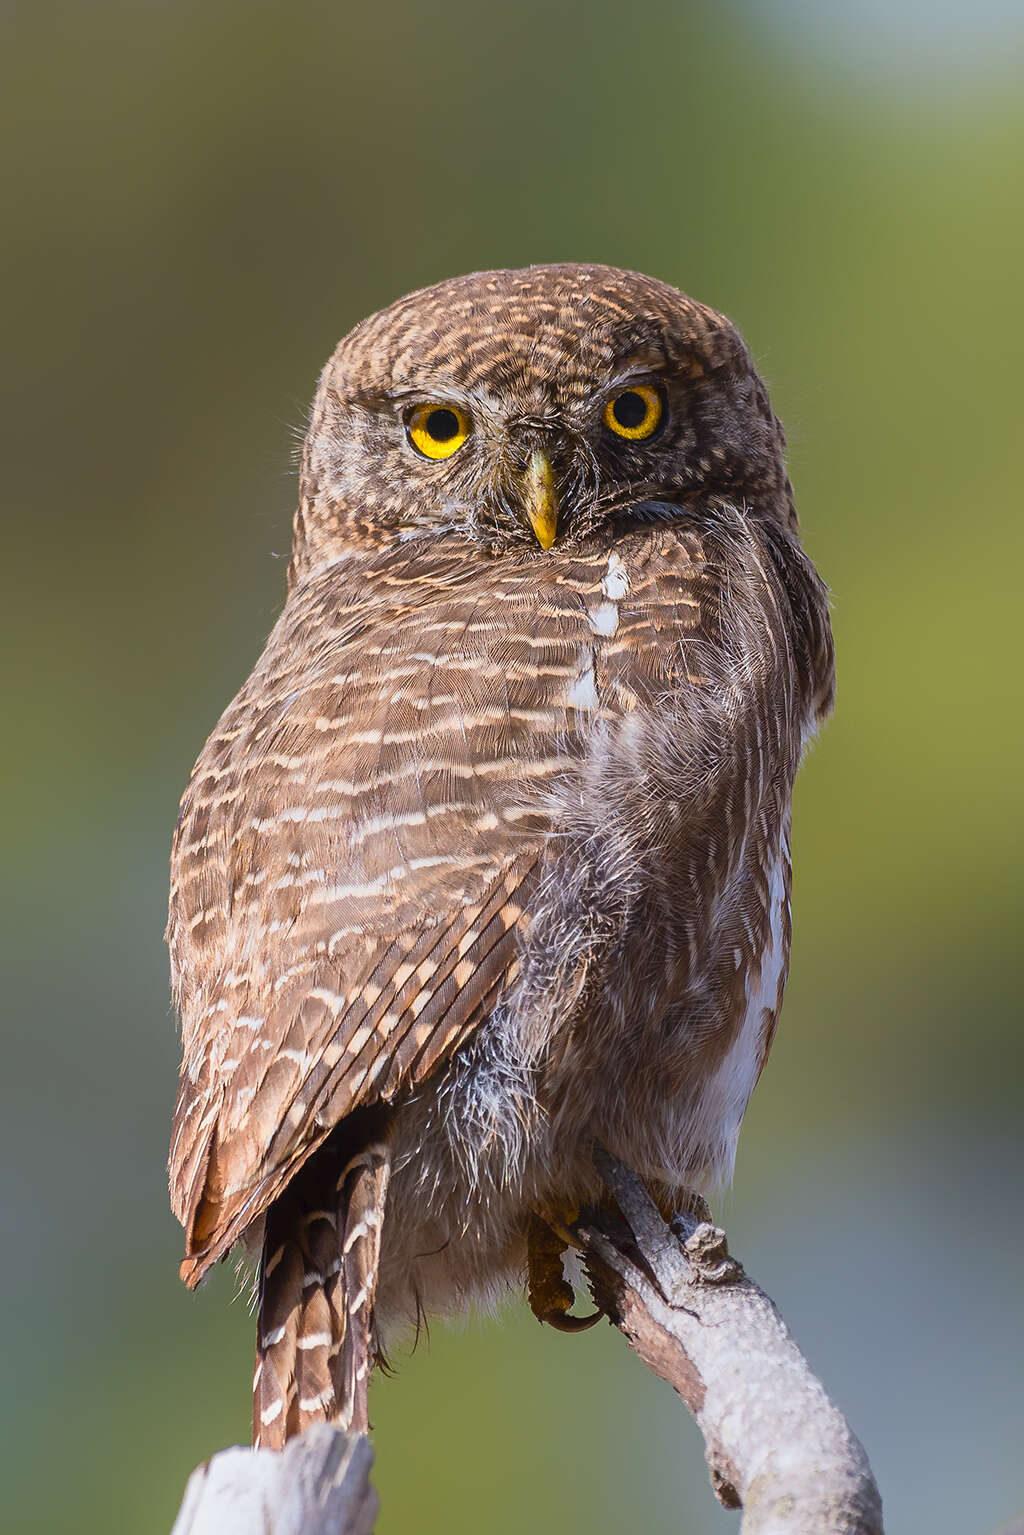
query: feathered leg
253 1119 391 1448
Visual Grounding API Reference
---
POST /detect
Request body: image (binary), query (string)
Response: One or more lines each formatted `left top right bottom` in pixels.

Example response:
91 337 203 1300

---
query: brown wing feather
176 853 536 1279
168 545 592 1281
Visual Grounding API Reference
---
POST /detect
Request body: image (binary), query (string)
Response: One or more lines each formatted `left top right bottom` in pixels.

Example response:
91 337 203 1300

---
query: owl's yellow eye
407 402 471 460
602 384 663 441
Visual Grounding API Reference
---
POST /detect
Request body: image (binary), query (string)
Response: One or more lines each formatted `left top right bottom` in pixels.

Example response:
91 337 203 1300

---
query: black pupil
426 408 460 441
612 390 649 430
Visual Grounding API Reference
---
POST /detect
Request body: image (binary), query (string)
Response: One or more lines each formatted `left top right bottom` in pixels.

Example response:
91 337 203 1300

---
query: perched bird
167 263 834 1448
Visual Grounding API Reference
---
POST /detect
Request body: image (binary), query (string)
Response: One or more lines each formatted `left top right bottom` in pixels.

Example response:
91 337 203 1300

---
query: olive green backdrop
3 3 1022 1531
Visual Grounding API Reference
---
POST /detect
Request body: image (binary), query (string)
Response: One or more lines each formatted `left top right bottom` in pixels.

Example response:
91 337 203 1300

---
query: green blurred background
2 2 1022 1530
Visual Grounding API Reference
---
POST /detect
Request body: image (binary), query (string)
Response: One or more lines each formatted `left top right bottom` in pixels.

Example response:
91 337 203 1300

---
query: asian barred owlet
167 263 834 1448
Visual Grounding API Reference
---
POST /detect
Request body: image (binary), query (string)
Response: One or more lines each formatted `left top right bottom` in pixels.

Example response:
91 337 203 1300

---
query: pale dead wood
573 1147 885 1534
170 1421 376 1535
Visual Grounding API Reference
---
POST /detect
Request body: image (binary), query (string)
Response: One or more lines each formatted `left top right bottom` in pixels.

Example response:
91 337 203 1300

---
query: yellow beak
523 450 558 550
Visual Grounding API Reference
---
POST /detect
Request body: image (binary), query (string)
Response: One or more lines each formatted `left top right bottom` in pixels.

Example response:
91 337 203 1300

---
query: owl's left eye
603 384 664 441
407 402 471 460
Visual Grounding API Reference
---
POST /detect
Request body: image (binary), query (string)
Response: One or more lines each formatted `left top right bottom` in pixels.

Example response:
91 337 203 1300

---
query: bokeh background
3 2 1022 1531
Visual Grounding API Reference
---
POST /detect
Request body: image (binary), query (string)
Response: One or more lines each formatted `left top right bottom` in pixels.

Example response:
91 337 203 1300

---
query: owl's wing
168 550 599 1284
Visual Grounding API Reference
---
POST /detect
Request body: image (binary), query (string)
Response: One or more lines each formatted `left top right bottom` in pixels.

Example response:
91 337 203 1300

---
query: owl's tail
252 1118 391 1449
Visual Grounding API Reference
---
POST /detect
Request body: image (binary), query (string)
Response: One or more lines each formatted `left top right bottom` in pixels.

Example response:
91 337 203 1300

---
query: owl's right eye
406 402 471 460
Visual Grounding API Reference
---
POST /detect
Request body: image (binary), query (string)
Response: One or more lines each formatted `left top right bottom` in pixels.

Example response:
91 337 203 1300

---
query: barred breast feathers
167 500 832 1283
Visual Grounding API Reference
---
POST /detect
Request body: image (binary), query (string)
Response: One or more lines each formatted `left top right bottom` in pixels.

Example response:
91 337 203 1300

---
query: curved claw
527 1209 605 1333
538 1305 603 1333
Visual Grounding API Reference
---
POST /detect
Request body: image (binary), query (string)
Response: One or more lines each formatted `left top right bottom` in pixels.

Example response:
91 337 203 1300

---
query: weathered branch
171 1154 884 1534
171 1421 376 1535
574 1148 884 1534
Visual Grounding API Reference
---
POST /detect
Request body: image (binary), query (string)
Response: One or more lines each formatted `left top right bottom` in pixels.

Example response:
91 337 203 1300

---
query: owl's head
292 264 792 583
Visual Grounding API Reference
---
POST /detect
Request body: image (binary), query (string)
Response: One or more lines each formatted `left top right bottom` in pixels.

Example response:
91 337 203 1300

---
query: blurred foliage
1 2 1022 1532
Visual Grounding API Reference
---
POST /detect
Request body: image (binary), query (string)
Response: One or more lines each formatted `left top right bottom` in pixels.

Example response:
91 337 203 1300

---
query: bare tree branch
573 1148 884 1534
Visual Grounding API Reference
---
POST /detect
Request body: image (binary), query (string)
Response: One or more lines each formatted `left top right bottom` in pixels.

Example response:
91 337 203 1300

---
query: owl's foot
527 1210 602 1332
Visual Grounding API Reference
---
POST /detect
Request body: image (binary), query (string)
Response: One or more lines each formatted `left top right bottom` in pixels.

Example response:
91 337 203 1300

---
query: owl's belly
374 838 789 1338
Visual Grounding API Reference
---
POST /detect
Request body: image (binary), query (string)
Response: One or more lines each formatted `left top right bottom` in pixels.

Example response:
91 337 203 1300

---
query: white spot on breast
589 602 620 637
601 552 630 600
567 657 599 710
589 553 630 636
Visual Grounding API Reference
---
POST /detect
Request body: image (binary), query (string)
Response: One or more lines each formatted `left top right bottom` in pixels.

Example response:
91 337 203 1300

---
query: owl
167 264 834 1449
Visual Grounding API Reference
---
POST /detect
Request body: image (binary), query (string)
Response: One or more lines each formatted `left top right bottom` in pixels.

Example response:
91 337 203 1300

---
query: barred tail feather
253 1121 391 1449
